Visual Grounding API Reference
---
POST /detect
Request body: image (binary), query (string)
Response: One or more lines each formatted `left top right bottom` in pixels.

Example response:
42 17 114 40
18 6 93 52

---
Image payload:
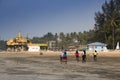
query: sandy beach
0 51 120 80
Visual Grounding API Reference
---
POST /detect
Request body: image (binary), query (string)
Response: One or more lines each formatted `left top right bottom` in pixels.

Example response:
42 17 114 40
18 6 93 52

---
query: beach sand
0 51 119 80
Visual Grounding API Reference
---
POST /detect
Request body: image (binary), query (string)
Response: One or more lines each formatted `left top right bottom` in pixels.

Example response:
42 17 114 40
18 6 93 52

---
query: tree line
31 31 95 49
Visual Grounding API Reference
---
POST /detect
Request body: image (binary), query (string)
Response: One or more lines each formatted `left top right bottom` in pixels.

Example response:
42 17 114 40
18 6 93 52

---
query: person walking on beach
63 51 67 64
60 51 64 64
82 50 86 63
93 50 98 62
60 50 67 64
75 50 79 62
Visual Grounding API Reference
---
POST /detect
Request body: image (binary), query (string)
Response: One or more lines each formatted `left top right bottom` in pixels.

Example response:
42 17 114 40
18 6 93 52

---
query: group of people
75 50 87 63
60 50 98 64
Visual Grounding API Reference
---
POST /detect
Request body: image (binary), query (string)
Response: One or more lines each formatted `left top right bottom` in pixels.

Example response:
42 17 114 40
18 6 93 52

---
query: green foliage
31 32 55 43
0 40 6 50
31 30 95 49
94 0 120 49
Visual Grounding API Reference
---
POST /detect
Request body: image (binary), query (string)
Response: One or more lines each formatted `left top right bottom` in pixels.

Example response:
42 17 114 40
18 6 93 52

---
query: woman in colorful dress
75 50 79 62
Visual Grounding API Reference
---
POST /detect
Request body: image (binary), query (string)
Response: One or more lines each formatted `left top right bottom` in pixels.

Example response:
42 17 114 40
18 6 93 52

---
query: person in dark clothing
82 50 86 63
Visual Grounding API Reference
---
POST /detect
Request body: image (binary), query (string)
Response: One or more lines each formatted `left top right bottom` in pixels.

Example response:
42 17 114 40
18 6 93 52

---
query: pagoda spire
17 32 22 38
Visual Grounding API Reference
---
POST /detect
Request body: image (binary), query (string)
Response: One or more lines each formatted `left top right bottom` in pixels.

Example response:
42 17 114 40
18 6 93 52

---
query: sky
0 0 108 40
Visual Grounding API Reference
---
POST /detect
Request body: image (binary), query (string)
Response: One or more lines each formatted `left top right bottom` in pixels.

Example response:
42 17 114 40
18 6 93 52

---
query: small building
28 43 48 52
28 46 40 52
88 42 107 52
48 41 56 49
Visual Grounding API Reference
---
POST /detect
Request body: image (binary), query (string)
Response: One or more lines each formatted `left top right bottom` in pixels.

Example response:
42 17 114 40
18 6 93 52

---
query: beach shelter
88 42 107 52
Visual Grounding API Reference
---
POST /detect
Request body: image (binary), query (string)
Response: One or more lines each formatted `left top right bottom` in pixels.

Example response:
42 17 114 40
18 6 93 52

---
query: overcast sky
0 0 107 40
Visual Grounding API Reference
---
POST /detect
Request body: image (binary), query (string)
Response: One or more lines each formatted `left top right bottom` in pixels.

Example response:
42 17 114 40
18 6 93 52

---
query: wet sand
0 51 120 80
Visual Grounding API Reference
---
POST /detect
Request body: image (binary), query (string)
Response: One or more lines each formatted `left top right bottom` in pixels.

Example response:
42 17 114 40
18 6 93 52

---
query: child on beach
60 50 67 64
60 51 64 64
75 50 79 62
93 50 98 62
82 50 86 63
